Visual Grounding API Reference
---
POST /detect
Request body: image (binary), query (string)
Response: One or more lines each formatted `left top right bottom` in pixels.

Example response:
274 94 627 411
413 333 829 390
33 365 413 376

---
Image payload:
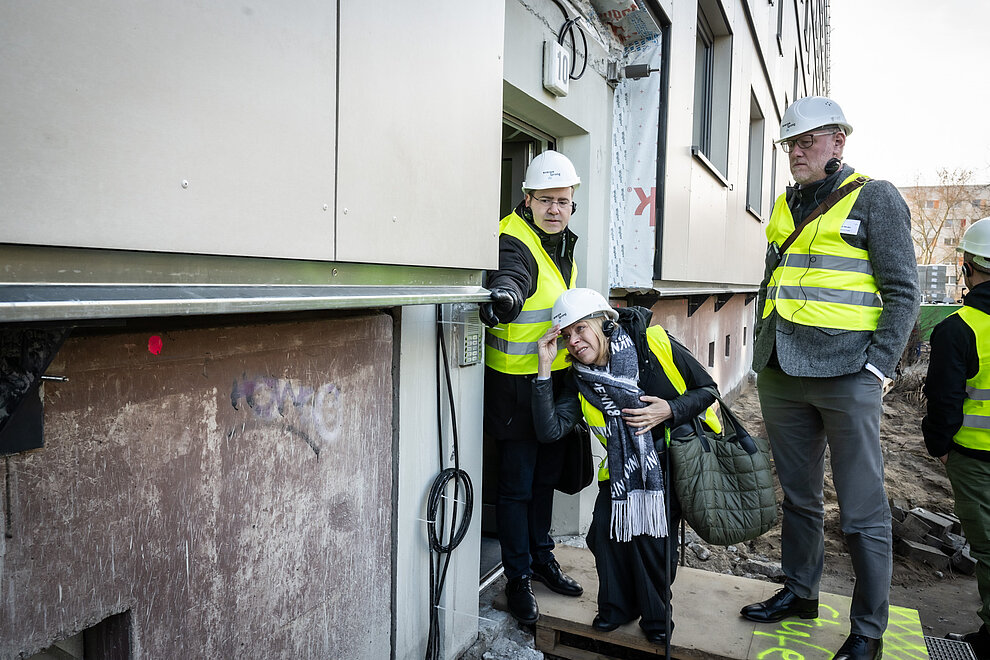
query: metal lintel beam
0 284 491 323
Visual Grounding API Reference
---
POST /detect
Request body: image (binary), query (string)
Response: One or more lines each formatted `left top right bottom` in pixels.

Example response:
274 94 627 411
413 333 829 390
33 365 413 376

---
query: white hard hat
959 217 990 267
551 288 618 329
522 150 581 193
777 96 853 142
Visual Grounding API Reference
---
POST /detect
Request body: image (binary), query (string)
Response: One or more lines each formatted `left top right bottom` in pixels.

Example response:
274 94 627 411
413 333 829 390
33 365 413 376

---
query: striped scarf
572 324 667 541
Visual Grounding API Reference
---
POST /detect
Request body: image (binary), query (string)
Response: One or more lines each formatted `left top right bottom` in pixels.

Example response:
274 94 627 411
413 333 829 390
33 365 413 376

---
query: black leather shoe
947 624 990 659
505 576 539 625
645 630 668 645
532 558 584 597
740 588 819 623
592 615 621 632
832 633 882 660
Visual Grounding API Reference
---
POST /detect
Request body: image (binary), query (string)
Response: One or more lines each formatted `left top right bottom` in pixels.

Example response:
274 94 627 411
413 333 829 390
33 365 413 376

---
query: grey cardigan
752 164 921 379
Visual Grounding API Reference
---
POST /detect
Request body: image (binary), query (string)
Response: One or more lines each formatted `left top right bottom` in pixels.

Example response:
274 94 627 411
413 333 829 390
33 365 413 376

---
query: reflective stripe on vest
763 172 881 331
953 306 990 451
580 324 721 481
485 211 577 374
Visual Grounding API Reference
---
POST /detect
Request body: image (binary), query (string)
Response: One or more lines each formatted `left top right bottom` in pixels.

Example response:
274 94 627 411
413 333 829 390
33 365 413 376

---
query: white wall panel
335 1 504 268
0 1 337 259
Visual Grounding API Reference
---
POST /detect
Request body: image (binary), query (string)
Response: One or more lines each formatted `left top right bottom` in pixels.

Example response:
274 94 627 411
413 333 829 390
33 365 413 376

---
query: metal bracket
714 293 734 312
745 292 758 305
687 295 710 317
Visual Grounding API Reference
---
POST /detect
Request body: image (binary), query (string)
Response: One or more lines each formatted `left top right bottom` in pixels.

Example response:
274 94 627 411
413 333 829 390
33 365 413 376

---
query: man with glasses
740 96 920 660
480 150 584 624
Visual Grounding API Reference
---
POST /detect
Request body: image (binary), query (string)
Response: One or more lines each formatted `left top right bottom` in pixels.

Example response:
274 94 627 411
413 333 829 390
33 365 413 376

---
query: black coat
923 280 990 461
531 306 717 446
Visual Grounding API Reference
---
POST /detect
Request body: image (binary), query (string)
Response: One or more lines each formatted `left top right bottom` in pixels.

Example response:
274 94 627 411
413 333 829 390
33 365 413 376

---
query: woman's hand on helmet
622 395 672 435
536 325 561 379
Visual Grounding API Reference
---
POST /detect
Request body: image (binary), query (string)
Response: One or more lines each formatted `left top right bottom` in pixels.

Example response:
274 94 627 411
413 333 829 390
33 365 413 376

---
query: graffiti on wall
230 376 342 456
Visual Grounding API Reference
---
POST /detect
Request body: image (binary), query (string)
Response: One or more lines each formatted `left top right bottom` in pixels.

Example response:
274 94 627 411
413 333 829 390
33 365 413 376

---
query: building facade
900 182 990 302
1 1 829 658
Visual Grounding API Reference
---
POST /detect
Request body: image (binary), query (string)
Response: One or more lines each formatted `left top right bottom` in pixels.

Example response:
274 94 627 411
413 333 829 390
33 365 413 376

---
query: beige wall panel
335 1 503 268
0 2 336 259
0 316 392 658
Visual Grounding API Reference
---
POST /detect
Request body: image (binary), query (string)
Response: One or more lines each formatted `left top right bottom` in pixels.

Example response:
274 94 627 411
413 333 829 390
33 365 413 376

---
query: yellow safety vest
953 306 990 451
579 324 722 481
485 211 577 374
763 172 881 331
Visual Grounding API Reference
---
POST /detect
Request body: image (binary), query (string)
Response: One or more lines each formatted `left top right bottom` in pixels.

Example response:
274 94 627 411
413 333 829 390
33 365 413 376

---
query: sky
828 0 990 187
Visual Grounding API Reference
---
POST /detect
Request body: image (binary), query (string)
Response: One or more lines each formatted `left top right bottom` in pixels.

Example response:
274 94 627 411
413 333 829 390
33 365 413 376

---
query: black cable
548 0 589 80
425 305 474 660
558 17 588 80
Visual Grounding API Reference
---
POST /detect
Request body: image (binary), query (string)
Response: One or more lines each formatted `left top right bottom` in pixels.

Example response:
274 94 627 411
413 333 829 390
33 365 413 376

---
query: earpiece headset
824 157 842 175
963 262 973 277
602 318 615 336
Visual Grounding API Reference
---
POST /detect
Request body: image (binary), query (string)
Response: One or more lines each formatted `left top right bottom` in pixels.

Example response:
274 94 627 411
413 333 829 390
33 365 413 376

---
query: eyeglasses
531 196 573 210
779 130 838 153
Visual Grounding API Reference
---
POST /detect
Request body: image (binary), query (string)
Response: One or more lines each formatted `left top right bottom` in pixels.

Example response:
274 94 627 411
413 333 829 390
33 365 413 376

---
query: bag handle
704 387 759 456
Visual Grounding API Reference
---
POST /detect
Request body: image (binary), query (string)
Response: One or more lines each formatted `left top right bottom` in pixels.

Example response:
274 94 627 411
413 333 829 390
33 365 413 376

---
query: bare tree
902 168 990 265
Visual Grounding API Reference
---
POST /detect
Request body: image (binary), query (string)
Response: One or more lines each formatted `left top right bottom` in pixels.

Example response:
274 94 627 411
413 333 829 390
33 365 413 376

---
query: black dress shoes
644 629 668 645
505 576 539 625
532 558 584 597
592 615 621 632
740 588 819 623
947 624 990 659
832 633 883 660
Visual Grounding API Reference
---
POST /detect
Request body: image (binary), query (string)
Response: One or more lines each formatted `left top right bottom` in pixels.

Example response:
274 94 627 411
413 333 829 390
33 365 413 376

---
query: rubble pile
890 499 976 576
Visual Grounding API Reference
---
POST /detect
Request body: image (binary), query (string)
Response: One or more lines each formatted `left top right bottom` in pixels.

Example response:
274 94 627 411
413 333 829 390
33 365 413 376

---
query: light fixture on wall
606 62 660 84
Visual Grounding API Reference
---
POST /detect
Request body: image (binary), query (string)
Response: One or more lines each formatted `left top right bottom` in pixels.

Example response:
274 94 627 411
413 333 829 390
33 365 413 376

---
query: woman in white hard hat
532 288 720 647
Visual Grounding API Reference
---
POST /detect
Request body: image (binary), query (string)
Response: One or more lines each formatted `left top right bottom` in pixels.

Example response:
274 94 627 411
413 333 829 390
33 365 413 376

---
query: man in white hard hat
924 217 990 659
741 96 920 660
480 150 584 624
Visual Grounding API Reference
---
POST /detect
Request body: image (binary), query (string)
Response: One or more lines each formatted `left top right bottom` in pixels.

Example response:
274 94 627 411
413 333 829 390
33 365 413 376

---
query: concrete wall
1 315 393 658
649 295 758 399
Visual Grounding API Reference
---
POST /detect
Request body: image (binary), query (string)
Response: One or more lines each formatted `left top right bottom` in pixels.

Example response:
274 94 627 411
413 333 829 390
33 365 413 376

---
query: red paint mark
149 335 163 355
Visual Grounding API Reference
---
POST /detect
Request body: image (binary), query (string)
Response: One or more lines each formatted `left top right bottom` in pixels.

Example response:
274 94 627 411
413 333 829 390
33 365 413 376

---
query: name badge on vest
839 218 862 235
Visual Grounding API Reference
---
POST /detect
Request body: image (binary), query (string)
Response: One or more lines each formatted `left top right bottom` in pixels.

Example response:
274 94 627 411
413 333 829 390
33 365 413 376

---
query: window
708 341 716 368
692 0 732 177
973 199 984 209
944 237 959 246
925 199 940 209
724 334 731 357
776 0 784 52
746 93 765 216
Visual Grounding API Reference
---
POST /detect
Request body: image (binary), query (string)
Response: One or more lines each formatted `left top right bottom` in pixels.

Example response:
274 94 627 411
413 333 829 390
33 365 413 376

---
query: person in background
532 288 719 646
479 150 584 625
741 95 920 660
923 217 990 659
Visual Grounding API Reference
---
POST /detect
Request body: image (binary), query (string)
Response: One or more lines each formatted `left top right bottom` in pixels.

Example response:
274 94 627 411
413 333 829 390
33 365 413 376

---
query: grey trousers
757 367 891 639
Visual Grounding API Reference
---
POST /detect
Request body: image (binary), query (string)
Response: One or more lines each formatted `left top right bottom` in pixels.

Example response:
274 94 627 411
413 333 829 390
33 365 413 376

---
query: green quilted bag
667 391 777 546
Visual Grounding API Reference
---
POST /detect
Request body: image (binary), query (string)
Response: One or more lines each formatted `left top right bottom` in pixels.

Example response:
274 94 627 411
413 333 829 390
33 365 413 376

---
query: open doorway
480 115 557 586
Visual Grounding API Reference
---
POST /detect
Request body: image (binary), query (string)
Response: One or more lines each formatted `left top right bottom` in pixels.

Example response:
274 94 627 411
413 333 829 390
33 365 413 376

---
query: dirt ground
681 362 980 639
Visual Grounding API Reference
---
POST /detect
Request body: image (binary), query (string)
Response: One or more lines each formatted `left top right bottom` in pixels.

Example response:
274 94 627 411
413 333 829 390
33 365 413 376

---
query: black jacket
923 281 990 460
483 201 578 441
531 307 717 446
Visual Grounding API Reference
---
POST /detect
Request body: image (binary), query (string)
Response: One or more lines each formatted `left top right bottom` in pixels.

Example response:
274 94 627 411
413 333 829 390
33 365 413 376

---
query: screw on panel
323 204 329 211
181 180 189 188
332 268 338 276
